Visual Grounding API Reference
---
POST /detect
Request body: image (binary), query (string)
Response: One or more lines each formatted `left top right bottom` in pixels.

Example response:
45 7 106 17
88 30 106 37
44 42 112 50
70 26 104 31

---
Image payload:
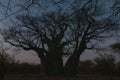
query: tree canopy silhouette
111 43 120 53
1 0 120 76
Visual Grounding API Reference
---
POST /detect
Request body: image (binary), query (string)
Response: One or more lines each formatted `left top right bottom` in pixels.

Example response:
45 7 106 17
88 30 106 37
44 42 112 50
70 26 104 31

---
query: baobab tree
1 0 120 76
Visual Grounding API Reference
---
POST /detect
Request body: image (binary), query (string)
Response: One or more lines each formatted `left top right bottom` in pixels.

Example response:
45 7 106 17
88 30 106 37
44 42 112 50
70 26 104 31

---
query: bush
94 53 115 75
78 60 94 74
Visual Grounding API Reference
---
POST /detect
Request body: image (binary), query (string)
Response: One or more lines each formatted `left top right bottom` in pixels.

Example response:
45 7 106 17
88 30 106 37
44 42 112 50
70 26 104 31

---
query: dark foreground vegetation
2 62 120 80
4 74 120 80
1 54 120 80
3 54 120 75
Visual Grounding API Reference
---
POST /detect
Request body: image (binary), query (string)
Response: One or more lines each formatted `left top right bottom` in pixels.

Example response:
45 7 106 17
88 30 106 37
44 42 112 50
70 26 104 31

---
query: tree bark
0 73 4 80
0 62 4 80
64 48 85 76
37 45 86 77
43 55 64 76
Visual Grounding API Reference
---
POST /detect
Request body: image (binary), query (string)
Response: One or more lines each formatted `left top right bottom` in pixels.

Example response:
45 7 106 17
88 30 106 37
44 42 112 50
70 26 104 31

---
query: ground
4 74 120 80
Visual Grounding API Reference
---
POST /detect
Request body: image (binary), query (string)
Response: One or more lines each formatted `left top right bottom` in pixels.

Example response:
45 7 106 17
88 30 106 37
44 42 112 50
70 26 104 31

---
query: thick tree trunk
0 62 4 80
64 48 85 76
43 55 64 76
38 45 86 77
64 53 80 76
0 73 4 80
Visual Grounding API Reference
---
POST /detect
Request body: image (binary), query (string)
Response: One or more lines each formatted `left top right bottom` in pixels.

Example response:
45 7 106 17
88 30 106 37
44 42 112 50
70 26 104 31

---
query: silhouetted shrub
78 60 94 74
6 62 41 74
94 53 115 75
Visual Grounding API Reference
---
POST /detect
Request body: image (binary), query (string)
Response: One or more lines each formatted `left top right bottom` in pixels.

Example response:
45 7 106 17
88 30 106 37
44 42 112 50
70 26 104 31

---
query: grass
4 74 120 80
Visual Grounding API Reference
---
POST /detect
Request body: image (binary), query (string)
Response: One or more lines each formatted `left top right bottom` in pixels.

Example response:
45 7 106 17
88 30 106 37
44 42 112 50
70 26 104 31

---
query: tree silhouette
1 0 120 76
0 42 14 80
111 43 120 53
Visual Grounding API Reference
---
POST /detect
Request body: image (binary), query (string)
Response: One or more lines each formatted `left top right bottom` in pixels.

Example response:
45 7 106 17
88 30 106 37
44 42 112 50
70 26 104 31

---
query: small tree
78 60 94 74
